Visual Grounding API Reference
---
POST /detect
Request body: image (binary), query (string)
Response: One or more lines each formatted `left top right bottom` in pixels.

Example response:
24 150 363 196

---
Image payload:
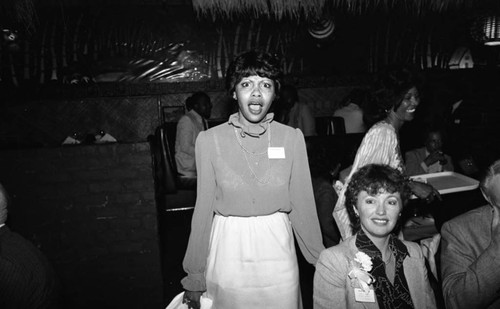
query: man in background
175 91 212 178
333 88 367 134
440 159 500 309
0 183 60 309
405 128 454 176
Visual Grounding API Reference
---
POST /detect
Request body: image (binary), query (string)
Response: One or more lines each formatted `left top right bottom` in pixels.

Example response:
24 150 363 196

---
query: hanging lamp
482 16 500 46
471 14 500 46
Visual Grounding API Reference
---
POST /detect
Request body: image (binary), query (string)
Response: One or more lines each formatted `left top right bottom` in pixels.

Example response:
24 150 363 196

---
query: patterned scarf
355 230 415 309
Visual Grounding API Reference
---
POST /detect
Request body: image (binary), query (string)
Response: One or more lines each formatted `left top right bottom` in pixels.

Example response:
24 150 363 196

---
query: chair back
149 126 178 194
327 116 346 135
316 116 346 136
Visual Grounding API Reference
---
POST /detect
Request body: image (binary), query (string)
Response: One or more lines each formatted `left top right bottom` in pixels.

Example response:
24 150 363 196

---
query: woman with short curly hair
314 164 436 309
180 50 324 309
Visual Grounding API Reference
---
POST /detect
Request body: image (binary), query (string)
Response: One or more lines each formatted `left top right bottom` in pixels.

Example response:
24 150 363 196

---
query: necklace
234 124 272 184
234 124 271 154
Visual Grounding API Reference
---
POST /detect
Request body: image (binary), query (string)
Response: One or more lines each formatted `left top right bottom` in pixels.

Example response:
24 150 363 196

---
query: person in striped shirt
333 65 439 241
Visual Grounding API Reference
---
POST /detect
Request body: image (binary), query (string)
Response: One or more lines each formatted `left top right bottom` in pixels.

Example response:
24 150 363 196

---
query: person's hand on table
183 290 203 309
424 151 447 166
409 180 441 203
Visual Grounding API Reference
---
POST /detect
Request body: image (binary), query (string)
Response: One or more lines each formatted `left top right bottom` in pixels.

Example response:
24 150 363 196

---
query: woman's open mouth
249 103 263 114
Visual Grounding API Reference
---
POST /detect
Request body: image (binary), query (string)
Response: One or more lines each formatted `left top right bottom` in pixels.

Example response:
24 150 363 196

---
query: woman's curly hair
225 50 283 95
364 65 422 127
345 164 412 234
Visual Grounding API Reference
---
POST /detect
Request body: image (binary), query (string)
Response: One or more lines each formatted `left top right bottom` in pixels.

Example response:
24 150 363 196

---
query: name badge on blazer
268 147 285 159
354 288 376 303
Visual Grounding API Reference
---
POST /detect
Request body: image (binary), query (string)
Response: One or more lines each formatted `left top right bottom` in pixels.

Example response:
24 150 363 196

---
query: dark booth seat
148 123 197 304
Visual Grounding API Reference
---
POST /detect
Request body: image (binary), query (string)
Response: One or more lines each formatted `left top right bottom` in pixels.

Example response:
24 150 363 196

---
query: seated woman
314 164 436 309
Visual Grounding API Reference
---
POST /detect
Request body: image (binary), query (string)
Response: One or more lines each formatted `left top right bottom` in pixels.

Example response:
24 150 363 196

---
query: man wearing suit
440 159 500 309
405 129 454 176
0 183 60 309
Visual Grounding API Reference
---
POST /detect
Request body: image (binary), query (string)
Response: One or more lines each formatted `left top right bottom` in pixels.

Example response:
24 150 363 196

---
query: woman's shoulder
272 119 295 131
363 121 396 139
320 236 356 261
368 121 394 132
204 121 231 136
196 122 231 145
271 120 304 139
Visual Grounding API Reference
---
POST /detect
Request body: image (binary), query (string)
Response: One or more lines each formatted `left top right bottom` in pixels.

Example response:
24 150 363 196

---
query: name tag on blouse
268 147 285 159
354 288 376 303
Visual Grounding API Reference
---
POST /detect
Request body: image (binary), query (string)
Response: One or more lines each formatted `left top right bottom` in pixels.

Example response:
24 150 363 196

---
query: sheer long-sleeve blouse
333 121 404 240
181 113 325 291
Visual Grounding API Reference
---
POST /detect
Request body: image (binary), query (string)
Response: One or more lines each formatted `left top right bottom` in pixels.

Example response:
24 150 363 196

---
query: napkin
62 136 81 145
165 291 212 309
95 133 117 144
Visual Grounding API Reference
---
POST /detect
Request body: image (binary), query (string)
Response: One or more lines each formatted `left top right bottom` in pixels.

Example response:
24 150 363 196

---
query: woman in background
314 164 436 309
333 66 439 240
181 50 324 309
275 84 317 136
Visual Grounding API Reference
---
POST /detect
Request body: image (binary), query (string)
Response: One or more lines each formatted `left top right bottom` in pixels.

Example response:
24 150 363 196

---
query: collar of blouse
228 112 274 137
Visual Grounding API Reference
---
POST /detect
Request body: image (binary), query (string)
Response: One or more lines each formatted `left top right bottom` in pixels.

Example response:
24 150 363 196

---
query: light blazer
314 234 437 309
405 147 454 176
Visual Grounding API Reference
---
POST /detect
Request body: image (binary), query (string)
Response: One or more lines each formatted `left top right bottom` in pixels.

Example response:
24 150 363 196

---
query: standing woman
314 164 436 309
333 66 438 240
181 50 324 309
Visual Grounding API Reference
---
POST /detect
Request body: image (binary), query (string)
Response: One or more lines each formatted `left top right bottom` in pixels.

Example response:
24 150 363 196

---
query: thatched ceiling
1 0 499 31
191 0 497 20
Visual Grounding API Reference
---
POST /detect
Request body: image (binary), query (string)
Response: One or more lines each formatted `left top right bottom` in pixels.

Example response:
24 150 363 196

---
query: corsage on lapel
348 252 375 293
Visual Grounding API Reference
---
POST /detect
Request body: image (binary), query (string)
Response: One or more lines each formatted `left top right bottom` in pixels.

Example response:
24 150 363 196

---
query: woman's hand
409 180 441 203
183 290 203 309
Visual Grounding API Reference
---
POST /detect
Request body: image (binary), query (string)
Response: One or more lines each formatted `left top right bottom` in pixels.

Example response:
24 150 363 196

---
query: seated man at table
405 127 454 176
440 159 500 309
175 91 212 180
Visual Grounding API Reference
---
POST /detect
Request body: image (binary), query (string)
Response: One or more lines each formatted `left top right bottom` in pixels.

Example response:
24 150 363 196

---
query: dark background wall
0 78 363 148
0 142 162 309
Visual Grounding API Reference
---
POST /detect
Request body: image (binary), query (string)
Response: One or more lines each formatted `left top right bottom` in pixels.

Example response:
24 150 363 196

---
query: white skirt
205 212 302 309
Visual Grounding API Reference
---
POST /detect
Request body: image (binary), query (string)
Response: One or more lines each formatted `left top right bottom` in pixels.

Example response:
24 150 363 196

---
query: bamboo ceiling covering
2 0 498 28
192 0 476 20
